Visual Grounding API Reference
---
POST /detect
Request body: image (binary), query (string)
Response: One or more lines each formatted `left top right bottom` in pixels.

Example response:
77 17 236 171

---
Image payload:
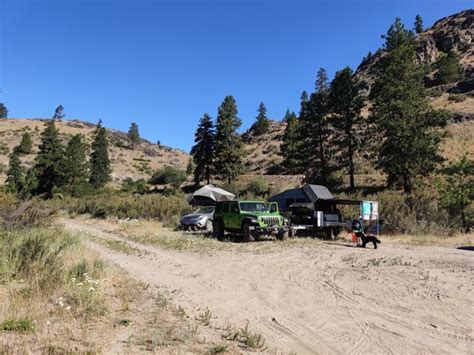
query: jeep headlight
250 217 258 223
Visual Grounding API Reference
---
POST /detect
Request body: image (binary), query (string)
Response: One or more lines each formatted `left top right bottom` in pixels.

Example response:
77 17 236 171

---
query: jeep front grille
261 216 280 226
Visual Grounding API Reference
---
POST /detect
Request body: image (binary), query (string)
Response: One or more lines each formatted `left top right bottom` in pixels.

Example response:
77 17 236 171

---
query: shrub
0 195 55 230
54 193 191 226
121 178 148 194
246 177 269 197
0 319 34 332
149 166 187 188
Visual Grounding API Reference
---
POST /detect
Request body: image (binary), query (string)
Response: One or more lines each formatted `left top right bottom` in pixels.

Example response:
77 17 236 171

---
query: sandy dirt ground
61 218 473 354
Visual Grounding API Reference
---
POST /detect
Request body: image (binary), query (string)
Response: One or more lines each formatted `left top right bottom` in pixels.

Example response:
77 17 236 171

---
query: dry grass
379 232 474 247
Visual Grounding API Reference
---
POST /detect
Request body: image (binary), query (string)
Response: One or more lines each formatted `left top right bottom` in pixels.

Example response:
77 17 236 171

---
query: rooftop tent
188 184 236 206
268 184 334 211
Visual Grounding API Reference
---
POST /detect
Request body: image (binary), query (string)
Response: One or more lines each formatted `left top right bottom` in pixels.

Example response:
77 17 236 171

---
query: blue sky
0 0 471 151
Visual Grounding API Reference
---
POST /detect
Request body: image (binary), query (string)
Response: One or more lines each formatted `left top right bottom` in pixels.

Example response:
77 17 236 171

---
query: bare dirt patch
61 218 474 354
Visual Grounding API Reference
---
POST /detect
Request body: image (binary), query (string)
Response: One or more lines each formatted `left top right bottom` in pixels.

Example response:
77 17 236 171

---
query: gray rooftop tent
267 184 335 211
188 184 236 206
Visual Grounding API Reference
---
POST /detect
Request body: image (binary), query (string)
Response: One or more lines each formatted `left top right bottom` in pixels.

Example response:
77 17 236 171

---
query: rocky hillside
0 118 190 185
357 9 473 97
244 10 474 175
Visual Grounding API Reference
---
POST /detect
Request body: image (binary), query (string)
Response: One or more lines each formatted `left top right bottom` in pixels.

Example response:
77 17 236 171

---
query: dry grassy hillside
243 106 474 179
0 118 190 185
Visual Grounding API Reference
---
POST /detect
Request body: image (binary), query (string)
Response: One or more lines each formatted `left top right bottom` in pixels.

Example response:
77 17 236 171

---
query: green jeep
212 200 288 242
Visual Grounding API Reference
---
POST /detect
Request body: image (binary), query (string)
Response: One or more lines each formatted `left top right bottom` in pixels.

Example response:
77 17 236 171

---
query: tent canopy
188 184 236 205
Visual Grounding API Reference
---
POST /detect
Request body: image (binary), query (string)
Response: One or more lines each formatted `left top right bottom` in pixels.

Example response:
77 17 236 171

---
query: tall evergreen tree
280 109 302 174
5 151 24 193
213 96 245 184
128 122 140 149
16 132 33 154
251 102 270 136
191 113 215 185
329 66 364 190
299 68 333 186
53 105 65 120
370 18 449 194
90 121 112 188
414 15 424 34
438 154 474 232
63 134 90 196
382 17 414 50
33 119 65 197
0 103 8 118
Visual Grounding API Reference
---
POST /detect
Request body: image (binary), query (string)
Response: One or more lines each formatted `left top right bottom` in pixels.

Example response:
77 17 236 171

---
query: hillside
0 118 190 185
244 10 474 177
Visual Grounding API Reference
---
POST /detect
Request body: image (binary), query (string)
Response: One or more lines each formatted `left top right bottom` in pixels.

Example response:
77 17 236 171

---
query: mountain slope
0 118 190 185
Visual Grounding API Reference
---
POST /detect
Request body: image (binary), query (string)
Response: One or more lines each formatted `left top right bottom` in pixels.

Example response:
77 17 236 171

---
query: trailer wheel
241 222 255 243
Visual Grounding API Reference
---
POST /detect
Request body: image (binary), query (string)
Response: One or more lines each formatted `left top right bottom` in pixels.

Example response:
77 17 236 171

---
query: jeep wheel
241 222 255 243
277 229 289 241
205 220 213 234
213 220 225 241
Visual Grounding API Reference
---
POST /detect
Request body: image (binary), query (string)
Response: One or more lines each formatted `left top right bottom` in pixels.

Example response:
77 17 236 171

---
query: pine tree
0 103 8 118
329 66 364 190
251 102 270 136
280 109 302 174
53 105 65 120
299 69 334 186
414 15 424 34
21 168 39 199
434 51 464 85
63 134 90 196
213 96 245 184
370 18 449 194
128 122 140 149
90 121 112 188
382 17 414 51
33 119 65 197
438 154 474 232
191 113 215 185
6 151 24 193
16 132 33 154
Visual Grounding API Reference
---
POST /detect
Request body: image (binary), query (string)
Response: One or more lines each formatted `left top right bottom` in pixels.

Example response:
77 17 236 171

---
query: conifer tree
128 122 140 149
63 134 90 196
16 132 33 154
370 18 449 194
213 96 245 184
435 52 464 85
90 121 111 188
33 119 65 197
191 113 215 185
329 66 364 190
53 105 65 120
0 103 8 118
299 69 334 186
414 15 424 34
21 168 39 199
251 102 270 136
280 109 302 174
6 151 24 193
438 154 474 232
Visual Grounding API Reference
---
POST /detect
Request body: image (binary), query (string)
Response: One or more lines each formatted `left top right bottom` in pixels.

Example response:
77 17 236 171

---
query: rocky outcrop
356 10 473 93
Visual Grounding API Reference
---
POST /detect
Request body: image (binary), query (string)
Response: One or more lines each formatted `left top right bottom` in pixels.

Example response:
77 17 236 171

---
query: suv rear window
223 202 229 213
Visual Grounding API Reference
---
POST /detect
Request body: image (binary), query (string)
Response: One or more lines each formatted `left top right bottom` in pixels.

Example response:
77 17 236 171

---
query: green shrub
149 166 187 188
0 319 34 332
447 94 466 103
121 178 148 194
54 193 191 226
246 177 270 197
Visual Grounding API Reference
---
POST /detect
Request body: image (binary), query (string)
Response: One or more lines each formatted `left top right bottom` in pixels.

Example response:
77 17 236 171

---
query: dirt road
61 219 473 354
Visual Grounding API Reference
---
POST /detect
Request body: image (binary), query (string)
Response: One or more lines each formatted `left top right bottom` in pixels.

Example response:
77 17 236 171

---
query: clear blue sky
0 0 471 151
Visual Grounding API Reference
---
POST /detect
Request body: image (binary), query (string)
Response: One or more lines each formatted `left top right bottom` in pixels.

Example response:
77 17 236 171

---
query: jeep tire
241 222 255 243
213 220 225 241
277 229 289 241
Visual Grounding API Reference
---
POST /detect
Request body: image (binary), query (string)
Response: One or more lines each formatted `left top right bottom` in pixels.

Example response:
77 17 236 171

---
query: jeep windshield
239 202 268 212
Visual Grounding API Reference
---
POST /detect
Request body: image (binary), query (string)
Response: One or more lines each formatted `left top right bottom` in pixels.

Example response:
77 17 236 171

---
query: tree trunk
348 136 355 191
461 210 467 233
403 175 412 195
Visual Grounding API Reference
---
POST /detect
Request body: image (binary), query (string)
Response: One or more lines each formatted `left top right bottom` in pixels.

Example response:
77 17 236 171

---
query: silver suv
180 206 215 232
